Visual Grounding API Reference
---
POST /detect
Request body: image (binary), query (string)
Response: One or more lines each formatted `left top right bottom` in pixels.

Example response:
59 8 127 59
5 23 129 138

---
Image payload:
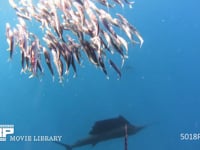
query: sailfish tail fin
54 141 72 150
65 145 72 150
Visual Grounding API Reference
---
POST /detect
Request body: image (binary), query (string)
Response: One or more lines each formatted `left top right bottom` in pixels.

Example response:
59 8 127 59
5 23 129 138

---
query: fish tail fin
20 68 26 74
7 58 12 62
54 141 72 150
52 76 55 82
65 145 72 150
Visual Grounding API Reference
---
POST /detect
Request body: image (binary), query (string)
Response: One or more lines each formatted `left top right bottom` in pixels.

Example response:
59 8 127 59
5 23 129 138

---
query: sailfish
55 115 145 150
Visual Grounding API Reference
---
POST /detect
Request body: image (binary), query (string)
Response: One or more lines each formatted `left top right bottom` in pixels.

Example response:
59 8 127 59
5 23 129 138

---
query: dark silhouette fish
55 116 144 150
109 59 122 79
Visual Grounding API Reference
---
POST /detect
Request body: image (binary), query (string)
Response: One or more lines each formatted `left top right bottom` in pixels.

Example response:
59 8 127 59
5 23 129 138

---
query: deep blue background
0 0 200 149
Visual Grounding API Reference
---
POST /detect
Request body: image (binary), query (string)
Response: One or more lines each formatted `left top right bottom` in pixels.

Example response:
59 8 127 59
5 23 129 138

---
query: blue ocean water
0 0 200 150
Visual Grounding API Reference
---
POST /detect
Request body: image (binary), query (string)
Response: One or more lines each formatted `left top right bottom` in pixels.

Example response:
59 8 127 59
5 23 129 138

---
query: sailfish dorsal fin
89 115 131 135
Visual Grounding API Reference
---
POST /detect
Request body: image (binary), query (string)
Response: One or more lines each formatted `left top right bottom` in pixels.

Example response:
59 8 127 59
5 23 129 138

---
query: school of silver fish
6 0 143 82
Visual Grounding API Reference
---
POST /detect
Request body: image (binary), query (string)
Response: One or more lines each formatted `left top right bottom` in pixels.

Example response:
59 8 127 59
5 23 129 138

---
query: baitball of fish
6 0 143 83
